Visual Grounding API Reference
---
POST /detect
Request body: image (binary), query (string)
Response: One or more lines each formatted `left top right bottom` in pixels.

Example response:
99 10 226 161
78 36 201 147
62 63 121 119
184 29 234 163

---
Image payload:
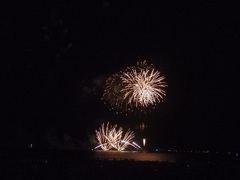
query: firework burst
121 61 167 108
102 73 129 111
102 60 167 112
95 122 113 151
95 122 138 151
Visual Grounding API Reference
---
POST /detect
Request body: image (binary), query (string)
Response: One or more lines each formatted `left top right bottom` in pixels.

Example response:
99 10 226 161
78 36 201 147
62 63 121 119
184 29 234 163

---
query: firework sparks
102 73 129 111
95 122 113 151
95 122 138 151
102 60 167 112
121 60 167 108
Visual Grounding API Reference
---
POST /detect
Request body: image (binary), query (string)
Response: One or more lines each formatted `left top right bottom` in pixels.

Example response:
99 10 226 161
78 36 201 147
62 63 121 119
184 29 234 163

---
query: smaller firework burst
102 73 129 111
95 122 138 151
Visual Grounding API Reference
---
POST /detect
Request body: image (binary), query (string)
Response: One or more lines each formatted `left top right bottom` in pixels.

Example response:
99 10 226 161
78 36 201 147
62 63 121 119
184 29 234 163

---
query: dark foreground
1 149 240 179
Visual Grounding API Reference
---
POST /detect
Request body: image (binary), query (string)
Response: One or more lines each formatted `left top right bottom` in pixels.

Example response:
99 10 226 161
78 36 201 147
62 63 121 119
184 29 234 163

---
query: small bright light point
143 138 146 147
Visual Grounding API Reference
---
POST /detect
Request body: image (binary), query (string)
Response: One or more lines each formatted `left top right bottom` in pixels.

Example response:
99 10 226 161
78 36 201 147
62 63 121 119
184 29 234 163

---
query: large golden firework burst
121 61 167 108
102 60 167 112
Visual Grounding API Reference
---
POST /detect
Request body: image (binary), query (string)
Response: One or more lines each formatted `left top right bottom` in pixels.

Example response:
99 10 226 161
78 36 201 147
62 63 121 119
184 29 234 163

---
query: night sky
1 1 239 150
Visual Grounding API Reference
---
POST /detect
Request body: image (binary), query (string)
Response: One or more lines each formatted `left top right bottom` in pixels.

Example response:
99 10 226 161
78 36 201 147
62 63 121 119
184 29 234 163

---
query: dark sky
1 1 239 150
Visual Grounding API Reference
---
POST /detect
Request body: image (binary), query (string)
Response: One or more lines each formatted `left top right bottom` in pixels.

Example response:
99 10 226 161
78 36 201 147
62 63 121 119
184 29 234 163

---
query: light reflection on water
94 150 185 162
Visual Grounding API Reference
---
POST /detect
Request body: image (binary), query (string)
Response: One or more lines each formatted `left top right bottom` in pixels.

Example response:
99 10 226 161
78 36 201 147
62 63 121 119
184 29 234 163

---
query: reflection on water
94 150 184 162
94 150 238 163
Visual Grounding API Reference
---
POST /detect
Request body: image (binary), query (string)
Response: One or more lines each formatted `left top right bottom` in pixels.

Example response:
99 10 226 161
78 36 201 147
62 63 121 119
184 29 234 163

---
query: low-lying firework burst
95 122 140 151
95 122 113 151
102 60 167 112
